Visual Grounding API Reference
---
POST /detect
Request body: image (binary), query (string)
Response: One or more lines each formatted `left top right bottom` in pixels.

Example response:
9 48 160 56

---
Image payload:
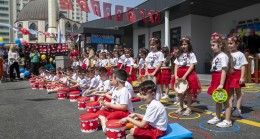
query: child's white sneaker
162 94 169 99
207 117 221 125
216 120 232 128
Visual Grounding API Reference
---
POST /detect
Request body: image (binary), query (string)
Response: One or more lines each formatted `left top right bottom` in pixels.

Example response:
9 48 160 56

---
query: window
29 22 38 41
170 27 181 51
65 22 72 41
73 24 78 32
0 26 9 30
138 34 145 50
0 32 9 36
0 7 9 10
0 1 8 5
0 13 9 17
17 23 23 38
45 23 48 32
152 31 161 39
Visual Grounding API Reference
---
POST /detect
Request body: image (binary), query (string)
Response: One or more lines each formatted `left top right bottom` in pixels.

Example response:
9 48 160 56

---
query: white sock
102 125 106 132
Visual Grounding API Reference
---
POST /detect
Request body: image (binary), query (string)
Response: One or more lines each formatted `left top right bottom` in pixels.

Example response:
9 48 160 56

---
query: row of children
32 67 168 139
73 34 247 127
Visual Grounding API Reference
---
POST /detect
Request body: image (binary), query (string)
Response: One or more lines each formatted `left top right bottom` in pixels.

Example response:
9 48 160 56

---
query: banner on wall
90 34 115 44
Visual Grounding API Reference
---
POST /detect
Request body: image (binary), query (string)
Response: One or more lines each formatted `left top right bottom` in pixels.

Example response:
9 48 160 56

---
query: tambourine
212 89 228 103
174 79 188 94
146 75 156 84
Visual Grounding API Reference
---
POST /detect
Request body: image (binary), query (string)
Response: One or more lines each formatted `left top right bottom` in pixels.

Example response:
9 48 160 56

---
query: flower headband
227 36 238 42
138 86 157 94
180 37 190 41
150 37 158 41
211 33 225 41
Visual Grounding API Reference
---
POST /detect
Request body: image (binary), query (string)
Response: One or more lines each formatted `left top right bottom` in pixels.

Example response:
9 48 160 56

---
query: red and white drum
79 113 99 133
106 120 126 139
29 79 35 85
85 101 101 113
57 89 68 100
69 91 81 102
77 97 90 110
38 82 46 90
31 82 39 89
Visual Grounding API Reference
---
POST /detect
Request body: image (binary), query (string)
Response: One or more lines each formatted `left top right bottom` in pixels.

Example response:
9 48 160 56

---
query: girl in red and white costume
172 37 201 116
145 37 164 100
117 48 126 69
227 36 248 117
123 48 137 84
138 48 148 81
207 33 233 128
161 47 172 99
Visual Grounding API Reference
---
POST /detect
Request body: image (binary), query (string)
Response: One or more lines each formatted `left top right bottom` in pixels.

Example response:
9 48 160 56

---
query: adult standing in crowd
29 47 40 76
0 46 4 80
70 47 79 62
8 44 20 81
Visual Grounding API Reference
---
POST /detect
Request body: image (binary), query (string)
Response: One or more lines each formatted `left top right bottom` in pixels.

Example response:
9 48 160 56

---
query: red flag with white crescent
59 0 73 10
103 2 112 20
126 7 137 23
115 5 123 22
76 0 90 12
147 10 154 23
90 0 101 17
138 9 146 22
154 10 161 23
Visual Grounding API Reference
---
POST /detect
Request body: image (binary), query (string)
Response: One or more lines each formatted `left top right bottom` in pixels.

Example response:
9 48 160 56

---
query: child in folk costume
96 69 133 132
120 80 168 139
138 48 148 82
207 33 233 128
99 52 109 67
105 52 113 75
172 37 201 116
161 47 172 99
227 36 248 117
122 48 137 83
117 48 126 69
145 37 164 100
112 50 119 66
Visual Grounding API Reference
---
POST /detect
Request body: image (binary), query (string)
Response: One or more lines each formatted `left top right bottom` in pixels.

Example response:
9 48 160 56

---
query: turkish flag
103 2 112 20
154 10 161 23
126 7 137 23
138 9 146 22
115 5 123 21
77 0 90 12
59 0 73 10
147 10 154 23
89 0 101 17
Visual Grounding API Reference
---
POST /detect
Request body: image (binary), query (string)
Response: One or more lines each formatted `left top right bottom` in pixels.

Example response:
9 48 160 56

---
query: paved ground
0 76 259 139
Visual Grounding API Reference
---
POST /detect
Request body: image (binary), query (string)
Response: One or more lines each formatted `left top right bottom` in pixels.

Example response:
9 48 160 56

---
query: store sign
91 34 114 44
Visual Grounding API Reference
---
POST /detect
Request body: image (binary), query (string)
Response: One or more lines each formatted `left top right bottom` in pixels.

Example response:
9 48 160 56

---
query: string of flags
60 0 161 23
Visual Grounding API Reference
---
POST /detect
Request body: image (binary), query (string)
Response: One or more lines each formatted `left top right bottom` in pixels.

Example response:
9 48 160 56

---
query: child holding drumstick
120 80 168 139
172 37 201 116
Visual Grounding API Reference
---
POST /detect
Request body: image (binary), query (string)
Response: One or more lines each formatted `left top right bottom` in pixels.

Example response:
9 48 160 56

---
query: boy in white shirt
81 68 99 95
120 80 168 139
96 69 133 132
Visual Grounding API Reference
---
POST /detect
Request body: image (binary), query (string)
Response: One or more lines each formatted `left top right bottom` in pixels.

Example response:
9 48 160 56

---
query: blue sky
88 0 147 21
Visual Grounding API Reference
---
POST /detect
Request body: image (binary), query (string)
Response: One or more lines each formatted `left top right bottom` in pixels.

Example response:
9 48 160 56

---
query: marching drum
57 89 68 100
85 101 101 113
174 79 189 94
68 91 81 102
79 113 99 133
77 97 90 110
31 82 39 89
106 120 126 139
